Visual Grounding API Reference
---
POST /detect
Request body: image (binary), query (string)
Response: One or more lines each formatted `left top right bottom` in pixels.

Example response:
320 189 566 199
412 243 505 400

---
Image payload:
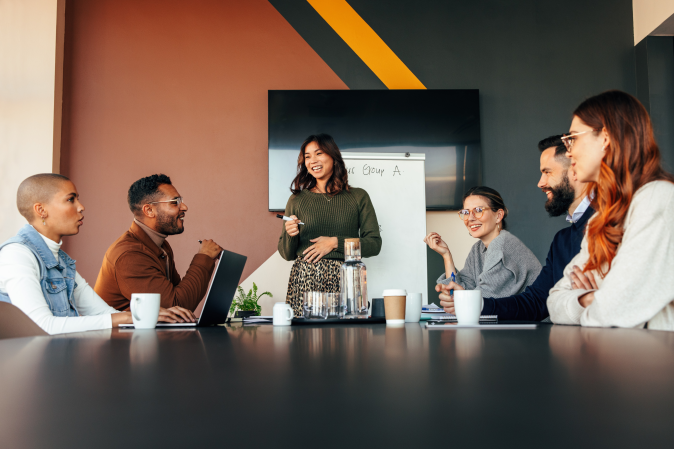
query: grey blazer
437 230 542 299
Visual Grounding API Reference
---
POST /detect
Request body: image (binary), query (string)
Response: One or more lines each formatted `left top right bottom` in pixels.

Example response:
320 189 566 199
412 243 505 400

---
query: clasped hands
570 265 598 308
435 281 465 314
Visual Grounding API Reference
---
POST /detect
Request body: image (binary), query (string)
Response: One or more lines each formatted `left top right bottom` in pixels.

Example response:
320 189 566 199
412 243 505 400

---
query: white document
426 323 537 329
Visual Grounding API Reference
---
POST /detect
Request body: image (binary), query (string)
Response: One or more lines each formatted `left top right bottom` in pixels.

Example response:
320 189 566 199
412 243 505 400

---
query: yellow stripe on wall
307 0 426 90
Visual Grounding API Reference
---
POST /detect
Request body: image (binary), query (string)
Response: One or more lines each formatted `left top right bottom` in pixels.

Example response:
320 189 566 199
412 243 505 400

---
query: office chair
0 301 49 339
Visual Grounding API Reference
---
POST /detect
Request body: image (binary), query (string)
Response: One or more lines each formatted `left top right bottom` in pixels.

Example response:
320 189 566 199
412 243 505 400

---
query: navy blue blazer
481 207 594 321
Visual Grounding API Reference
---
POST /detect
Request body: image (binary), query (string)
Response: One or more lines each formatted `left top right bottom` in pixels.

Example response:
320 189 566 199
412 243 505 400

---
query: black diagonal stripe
268 0 387 90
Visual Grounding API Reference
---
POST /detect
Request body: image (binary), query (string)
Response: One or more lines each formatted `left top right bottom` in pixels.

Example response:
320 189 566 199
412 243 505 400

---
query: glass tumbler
326 293 345 318
302 292 329 319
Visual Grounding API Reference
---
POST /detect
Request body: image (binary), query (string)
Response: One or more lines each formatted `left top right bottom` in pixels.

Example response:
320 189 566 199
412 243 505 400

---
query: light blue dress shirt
566 195 592 223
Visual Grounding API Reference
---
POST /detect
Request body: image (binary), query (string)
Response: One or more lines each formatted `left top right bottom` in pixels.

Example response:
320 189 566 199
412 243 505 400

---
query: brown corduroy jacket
94 222 215 312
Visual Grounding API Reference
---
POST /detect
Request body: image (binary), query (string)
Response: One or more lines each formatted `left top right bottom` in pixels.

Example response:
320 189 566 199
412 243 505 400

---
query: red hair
574 91 674 276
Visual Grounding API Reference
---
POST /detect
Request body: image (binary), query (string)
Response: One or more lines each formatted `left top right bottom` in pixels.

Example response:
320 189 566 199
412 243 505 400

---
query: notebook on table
423 314 497 322
421 303 497 322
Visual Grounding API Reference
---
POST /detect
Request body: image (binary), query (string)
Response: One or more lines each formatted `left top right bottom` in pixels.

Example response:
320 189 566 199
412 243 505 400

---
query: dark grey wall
270 0 637 299
636 36 674 173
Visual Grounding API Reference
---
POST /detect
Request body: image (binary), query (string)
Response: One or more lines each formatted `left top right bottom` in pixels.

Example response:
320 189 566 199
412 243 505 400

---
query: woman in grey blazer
424 186 541 311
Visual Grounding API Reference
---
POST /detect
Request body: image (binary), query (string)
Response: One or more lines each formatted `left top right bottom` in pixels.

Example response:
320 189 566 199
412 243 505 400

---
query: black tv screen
268 90 482 211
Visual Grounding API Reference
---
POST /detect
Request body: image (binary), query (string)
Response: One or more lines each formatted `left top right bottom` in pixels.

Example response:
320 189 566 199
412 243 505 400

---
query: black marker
198 240 222 259
276 214 304 225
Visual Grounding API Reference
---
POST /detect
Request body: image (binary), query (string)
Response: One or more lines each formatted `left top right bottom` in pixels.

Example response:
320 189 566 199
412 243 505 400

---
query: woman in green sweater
279 133 382 316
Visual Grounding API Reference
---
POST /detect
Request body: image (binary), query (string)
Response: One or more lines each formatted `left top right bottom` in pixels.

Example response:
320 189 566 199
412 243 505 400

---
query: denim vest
0 225 79 316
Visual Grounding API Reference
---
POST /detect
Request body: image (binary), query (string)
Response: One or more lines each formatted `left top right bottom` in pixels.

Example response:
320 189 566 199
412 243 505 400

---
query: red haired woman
548 90 674 330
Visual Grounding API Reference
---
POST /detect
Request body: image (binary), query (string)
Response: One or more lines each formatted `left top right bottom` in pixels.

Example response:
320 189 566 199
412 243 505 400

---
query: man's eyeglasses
458 206 489 221
561 130 594 151
149 197 183 206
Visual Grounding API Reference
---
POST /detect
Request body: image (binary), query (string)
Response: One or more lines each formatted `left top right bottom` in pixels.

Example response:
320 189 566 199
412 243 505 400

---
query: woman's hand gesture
424 232 451 258
303 237 338 263
285 215 301 237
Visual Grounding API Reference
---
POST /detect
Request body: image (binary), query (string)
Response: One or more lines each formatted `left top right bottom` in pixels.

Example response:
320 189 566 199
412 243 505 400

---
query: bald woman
0 174 194 334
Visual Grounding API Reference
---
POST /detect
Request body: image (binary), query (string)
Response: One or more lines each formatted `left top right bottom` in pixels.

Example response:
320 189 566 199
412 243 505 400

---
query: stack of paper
421 303 496 322
426 322 537 329
242 316 273 325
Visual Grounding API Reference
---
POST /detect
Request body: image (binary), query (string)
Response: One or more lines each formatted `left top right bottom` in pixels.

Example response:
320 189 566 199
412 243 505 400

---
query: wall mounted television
268 89 482 211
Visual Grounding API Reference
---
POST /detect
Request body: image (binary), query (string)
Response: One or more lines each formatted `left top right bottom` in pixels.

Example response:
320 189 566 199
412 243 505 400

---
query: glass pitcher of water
340 238 368 319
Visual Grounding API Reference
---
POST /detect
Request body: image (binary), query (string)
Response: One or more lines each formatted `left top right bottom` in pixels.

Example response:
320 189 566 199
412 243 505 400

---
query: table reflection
454 329 484 359
548 325 674 407
549 324 674 372
427 327 485 360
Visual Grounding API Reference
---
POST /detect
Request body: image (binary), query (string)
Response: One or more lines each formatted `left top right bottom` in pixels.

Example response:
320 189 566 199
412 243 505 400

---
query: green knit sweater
278 187 382 261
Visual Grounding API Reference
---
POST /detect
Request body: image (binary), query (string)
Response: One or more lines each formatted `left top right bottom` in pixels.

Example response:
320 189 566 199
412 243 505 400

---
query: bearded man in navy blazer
438 135 593 320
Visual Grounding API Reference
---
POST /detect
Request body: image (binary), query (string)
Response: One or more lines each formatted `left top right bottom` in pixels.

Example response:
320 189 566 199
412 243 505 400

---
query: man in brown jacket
95 174 222 313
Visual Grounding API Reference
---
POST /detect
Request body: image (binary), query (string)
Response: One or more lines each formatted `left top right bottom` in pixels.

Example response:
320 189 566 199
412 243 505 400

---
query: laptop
119 249 247 328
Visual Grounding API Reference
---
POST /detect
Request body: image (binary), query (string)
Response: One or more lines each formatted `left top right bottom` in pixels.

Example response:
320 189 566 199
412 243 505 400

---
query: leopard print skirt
286 258 342 317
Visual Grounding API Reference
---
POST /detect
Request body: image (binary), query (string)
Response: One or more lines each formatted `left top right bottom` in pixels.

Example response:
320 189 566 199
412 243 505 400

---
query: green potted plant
230 283 272 318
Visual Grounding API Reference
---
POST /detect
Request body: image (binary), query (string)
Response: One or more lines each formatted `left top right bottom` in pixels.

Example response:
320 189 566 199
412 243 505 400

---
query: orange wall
60 0 347 284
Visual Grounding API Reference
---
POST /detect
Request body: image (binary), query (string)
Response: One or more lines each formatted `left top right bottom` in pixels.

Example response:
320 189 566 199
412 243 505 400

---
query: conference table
1 322 673 448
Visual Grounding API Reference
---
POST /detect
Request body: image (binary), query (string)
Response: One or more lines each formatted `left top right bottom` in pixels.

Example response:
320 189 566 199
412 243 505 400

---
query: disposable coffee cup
453 290 482 325
383 289 407 325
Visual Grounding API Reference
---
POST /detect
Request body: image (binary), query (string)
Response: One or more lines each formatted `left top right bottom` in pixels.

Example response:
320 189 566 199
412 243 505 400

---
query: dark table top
1 322 673 449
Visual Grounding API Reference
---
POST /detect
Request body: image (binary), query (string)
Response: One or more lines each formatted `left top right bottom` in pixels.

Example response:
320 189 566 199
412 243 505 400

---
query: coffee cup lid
382 289 407 296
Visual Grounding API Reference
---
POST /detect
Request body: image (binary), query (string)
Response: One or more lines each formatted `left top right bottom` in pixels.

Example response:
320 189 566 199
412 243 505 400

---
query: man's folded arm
116 252 214 311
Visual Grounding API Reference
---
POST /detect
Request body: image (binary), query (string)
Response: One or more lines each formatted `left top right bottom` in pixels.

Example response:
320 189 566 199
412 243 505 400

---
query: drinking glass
326 292 345 318
303 291 329 319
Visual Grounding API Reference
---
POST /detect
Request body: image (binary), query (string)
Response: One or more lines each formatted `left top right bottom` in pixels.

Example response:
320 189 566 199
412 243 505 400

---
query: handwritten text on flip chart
346 164 403 177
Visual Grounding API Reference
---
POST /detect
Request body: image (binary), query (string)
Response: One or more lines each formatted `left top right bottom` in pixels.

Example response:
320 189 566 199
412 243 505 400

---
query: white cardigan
547 181 674 331
0 230 118 335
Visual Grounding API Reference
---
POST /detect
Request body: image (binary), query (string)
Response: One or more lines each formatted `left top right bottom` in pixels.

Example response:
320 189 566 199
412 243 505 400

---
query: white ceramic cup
273 302 294 326
130 293 161 329
453 290 482 325
405 293 422 323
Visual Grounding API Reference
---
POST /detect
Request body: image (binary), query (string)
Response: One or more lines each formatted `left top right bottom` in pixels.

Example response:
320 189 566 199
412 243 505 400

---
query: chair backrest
0 302 49 339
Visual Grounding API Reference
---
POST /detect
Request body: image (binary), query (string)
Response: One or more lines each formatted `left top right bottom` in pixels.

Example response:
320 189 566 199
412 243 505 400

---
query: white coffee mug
405 293 422 323
130 293 161 329
453 290 482 325
273 302 294 326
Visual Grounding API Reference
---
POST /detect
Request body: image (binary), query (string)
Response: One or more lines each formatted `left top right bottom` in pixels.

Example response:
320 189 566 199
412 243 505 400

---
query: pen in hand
276 214 304 225
198 240 222 259
450 272 456 296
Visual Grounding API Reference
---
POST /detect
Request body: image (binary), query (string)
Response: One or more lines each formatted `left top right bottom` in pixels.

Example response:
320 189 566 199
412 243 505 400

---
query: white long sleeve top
0 230 119 335
547 181 674 331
